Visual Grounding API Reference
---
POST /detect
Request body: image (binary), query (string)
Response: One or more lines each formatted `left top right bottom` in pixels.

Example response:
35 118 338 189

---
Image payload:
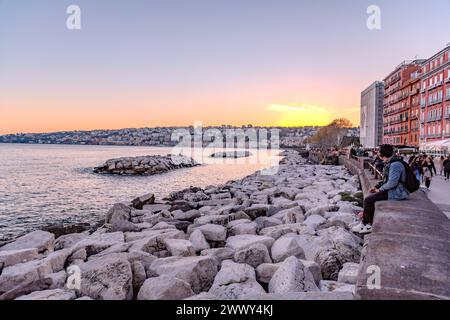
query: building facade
383 60 424 146
420 44 450 151
360 81 384 148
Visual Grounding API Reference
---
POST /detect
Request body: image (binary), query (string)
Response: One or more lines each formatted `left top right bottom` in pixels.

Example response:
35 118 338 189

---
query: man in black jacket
444 156 450 181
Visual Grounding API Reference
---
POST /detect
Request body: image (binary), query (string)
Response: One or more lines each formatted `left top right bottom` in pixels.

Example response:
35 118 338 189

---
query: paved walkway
424 175 450 219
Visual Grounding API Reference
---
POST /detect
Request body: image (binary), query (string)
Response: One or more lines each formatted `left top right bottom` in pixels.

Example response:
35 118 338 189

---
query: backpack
392 159 420 193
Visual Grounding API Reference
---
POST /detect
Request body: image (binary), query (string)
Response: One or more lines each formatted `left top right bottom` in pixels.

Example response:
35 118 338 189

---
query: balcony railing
428 98 443 106
426 134 443 139
427 115 443 122
388 118 409 125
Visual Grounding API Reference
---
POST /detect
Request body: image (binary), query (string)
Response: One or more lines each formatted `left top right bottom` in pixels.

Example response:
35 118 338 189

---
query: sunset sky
1 0 450 134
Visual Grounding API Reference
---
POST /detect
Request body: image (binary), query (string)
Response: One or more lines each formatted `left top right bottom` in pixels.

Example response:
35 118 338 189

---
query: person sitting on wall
352 144 410 235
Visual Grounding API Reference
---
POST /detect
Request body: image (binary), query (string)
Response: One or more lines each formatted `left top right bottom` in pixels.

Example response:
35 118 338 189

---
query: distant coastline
0 126 360 149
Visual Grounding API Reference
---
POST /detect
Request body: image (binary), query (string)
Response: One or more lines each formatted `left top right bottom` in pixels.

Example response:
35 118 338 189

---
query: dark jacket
444 159 450 171
422 161 436 176
411 162 423 175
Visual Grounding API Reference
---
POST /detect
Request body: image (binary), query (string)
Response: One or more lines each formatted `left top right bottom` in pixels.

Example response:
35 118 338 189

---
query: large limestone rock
233 243 272 268
125 228 184 243
131 260 146 291
137 275 194 300
80 256 133 300
328 212 355 226
15 289 76 300
259 223 314 240
54 233 89 250
0 249 71 294
0 231 55 254
294 227 361 281
200 248 235 263
149 256 218 293
254 217 282 232
318 227 362 263
189 230 210 252
173 209 201 222
244 204 269 219
271 236 306 263
301 260 322 286
208 260 266 300
268 257 306 294
105 203 131 226
337 262 359 284
131 193 155 210
0 248 39 268
228 221 257 236
197 224 227 242
255 263 281 284
226 235 275 252
304 214 326 230
164 239 195 257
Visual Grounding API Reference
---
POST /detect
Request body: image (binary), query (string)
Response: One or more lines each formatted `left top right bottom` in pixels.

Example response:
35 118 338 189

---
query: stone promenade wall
340 156 450 300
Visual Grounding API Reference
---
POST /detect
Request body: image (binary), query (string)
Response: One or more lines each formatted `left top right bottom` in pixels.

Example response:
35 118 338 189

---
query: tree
310 118 353 147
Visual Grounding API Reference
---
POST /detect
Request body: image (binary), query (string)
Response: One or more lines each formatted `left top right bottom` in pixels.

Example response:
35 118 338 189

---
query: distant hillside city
0 125 360 148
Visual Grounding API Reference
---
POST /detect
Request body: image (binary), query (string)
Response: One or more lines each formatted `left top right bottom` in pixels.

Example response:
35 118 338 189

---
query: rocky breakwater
210 151 252 158
93 154 199 175
0 150 364 300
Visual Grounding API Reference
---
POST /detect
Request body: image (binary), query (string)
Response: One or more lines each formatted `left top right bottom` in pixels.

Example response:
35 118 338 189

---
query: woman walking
423 166 432 189
422 157 436 180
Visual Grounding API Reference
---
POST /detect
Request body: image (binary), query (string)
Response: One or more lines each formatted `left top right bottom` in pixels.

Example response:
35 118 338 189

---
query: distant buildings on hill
0 125 359 149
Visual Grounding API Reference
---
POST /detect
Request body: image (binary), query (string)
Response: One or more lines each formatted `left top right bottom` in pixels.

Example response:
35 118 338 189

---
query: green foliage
340 192 363 207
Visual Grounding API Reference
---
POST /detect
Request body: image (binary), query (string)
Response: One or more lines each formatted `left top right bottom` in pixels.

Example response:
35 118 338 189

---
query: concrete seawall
340 156 450 300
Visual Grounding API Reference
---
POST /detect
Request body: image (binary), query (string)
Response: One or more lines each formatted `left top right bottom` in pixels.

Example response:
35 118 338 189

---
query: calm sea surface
0 143 279 239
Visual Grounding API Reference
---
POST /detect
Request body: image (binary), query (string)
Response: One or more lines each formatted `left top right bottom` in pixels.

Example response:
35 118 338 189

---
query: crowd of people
350 145 449 235
350 146 450 190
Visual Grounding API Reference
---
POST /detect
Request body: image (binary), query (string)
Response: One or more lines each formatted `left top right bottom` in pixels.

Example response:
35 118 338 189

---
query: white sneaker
351 222 364 233
359 224 373 235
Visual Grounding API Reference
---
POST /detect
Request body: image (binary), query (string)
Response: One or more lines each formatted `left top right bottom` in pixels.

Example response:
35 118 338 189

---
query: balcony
428 98 443 106
389 118 409 125
426 134 443 139
445 77 450 83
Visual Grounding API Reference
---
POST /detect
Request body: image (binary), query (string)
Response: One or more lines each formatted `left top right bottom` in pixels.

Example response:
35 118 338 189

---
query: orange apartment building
383 60 424 146
420 44 450 151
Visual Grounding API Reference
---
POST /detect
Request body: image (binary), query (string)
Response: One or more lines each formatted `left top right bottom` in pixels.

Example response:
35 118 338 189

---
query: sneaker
351 222 365 233
359 224 373 235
